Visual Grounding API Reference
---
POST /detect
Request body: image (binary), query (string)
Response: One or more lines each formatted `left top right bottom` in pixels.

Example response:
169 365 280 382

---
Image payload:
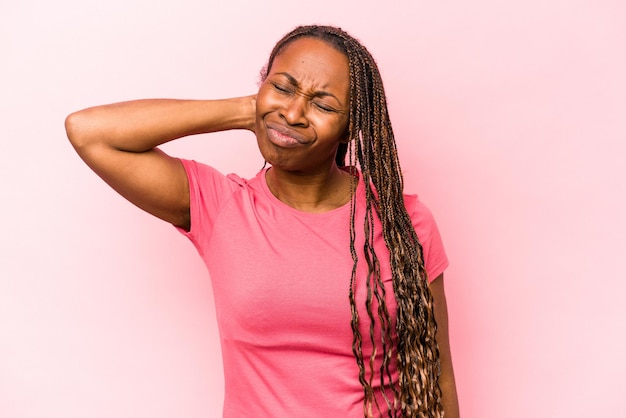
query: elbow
65 111 81 147
65 110 92 152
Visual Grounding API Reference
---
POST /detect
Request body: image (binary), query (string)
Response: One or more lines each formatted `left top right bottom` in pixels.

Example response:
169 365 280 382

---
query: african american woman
66 25 460 418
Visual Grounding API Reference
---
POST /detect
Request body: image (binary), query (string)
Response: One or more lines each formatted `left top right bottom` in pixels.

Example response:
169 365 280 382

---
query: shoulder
180 159 265 202
403 192 449 280
180 159 247 187
403 193 436 229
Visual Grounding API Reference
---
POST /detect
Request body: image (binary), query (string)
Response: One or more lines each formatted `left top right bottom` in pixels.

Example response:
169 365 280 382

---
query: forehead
269 37 350 91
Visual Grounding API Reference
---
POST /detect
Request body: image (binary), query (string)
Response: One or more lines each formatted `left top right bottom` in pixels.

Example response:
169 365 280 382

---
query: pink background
2 1 625 416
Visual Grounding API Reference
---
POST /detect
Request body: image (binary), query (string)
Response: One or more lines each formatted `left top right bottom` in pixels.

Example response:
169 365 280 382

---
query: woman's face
255 37 350 174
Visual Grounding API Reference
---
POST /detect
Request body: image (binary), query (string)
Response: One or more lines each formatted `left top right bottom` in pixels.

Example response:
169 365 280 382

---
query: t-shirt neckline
257 167 363 219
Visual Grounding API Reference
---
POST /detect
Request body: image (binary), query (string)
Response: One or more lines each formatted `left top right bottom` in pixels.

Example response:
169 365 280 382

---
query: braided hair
261 25 443 417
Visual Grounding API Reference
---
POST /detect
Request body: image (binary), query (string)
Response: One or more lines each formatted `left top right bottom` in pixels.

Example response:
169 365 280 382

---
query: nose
280 95 308 127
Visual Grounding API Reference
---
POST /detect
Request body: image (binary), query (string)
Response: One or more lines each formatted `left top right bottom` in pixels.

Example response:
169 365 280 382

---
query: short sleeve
175 159 243 256
404 194 449 282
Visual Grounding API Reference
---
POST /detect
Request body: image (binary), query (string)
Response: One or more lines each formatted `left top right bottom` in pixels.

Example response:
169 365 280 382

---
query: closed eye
272 82 293 94
312 102 336 113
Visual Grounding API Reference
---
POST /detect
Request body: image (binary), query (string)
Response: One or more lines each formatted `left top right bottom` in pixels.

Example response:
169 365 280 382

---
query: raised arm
65 97 256 230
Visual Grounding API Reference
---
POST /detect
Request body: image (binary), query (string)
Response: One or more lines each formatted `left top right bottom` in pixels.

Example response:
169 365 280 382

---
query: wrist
238 95 257 132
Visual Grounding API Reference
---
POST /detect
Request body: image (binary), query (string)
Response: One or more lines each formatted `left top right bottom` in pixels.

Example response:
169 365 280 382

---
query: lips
265 122 310 147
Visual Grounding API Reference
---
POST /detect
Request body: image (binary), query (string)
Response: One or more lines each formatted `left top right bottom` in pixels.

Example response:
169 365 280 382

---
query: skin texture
65 34 459 417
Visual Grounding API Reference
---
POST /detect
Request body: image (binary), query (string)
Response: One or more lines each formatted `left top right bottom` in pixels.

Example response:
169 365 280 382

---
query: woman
66 25 459 418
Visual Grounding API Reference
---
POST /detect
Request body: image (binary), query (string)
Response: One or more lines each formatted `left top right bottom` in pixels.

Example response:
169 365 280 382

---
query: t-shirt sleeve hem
174 159 201 246
426 258 449 283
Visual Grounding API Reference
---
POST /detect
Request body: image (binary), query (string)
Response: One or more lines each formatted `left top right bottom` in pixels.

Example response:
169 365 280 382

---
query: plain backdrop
2 1 625 417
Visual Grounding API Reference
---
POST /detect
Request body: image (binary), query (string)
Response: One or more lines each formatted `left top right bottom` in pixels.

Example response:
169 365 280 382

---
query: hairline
263 32 349 81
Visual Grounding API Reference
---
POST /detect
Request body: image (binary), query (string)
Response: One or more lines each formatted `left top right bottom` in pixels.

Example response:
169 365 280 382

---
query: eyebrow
274 72 343 103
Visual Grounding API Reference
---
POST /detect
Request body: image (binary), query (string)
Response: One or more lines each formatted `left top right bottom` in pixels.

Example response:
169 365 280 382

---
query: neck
265 165 353 212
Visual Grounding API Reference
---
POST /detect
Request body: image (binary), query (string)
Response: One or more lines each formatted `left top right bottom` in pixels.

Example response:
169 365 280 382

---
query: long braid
263 25 443 417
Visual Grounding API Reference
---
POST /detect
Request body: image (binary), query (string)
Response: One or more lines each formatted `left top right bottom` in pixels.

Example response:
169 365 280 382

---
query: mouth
266 123 310 147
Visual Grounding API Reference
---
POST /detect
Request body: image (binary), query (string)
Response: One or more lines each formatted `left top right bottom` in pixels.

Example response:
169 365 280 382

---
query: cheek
255 88 268 117
255 83 280 116
254 131 274 164
254 91 272 132
338 116 349 138
314 115 349 141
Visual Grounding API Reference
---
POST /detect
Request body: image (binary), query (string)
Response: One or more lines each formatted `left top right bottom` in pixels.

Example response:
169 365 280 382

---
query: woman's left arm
430 274 460 417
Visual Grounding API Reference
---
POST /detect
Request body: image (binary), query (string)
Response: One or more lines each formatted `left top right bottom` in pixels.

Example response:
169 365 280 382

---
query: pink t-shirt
178 159 448 417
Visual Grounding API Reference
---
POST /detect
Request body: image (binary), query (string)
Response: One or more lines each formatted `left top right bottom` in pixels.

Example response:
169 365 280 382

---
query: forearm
439 357 459 417
429 276 460 417
65 97 255 153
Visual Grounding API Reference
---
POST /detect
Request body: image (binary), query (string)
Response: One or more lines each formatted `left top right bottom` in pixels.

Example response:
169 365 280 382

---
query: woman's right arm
65 97 256 230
